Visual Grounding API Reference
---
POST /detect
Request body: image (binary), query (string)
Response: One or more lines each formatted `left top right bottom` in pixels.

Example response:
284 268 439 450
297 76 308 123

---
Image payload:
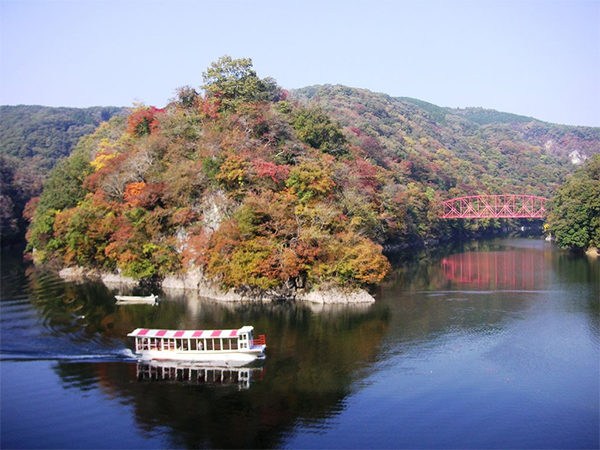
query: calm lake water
1 238 598 449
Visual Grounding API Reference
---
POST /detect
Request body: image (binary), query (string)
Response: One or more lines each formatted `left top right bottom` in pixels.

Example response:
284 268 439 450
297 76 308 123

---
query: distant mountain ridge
447 106 538 125
395 96 538 125
292 84 599 196
295 84 599 158
3 86 599 248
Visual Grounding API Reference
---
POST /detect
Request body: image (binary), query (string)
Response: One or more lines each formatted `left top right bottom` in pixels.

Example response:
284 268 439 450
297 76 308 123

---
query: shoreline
57 267 376 304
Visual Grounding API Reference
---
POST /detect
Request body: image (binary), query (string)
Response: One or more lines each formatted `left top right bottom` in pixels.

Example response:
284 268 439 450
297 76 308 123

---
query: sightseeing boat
127 325 266 363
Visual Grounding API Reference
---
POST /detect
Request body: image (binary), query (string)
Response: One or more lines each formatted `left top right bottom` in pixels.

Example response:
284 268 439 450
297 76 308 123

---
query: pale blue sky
1 0 598 126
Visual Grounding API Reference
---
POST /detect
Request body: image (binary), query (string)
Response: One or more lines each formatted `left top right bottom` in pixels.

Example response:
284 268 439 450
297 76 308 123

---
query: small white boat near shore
127 325 267 363
115 294 158 305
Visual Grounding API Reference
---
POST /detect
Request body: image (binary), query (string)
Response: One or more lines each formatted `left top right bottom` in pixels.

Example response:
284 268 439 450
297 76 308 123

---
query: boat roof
128 326 254 339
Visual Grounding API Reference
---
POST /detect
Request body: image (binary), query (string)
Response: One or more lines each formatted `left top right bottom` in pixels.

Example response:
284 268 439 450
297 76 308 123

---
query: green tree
201 56 281 111
545 155 600 250
291 107 347 157
27 149 93 254
286 160 335 204
36 150 92 215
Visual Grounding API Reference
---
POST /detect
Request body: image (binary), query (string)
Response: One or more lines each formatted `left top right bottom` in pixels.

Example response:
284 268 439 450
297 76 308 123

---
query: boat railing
253 335 266 346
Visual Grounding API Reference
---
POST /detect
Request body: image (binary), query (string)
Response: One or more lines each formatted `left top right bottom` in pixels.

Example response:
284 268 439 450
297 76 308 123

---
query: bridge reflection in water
441 250 546 290
136 361 264 390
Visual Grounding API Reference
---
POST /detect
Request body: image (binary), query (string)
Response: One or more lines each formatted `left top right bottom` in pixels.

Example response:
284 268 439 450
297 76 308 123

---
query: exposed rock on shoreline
57 267 376 304
296 287 375 304
59 267 138 287
585 247 599 258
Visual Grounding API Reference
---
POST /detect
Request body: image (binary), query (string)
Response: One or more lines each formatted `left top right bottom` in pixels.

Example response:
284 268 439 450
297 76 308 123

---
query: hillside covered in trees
293 85 599 199
20 57 600 297
0 105 127 245
545 155 600 252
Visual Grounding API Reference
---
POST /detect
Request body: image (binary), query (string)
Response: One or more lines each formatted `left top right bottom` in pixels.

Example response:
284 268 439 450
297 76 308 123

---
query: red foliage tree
197 97 220 120
252 159 290 183
349 126 362 136
123 181 165 208
126 107 164 137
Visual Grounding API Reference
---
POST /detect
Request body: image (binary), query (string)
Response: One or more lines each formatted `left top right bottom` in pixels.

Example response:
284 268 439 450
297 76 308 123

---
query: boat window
231 339 238 350
206 339 213 351
223 339 230 350
214 339 221 351
190 339 197 351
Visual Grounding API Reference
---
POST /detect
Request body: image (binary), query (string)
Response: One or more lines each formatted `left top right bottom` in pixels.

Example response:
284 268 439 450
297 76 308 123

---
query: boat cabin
127 325 266 362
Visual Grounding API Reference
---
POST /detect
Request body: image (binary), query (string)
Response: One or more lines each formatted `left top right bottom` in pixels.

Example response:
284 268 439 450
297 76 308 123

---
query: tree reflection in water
43 290 390 448
13 237 598 448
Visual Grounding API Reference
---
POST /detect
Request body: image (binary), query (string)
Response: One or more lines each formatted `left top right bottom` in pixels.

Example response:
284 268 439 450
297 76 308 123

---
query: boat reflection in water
136 360 264 390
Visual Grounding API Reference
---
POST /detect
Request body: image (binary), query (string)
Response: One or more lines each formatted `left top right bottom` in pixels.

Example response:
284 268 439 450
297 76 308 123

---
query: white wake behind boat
127 325 267 363
115 294 158 305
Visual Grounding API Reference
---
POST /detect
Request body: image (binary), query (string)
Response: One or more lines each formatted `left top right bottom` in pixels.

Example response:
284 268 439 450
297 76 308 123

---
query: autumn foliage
28 56 600 296
126 106 163 137
25 58 393 293
36 56 581 295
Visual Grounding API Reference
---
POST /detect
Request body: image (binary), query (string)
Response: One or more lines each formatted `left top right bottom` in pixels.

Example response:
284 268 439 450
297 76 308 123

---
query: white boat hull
135 346 266 364
116 299 156 305
115 294 158 305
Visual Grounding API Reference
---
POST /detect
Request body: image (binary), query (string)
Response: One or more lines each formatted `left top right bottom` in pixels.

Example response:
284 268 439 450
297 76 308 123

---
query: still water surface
1 238 598 448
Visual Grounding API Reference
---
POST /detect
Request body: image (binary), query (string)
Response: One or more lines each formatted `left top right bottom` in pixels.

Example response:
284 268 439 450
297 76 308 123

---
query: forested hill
0 105 127 165
0 105 127 245
16 58 600 297
292 85 600 198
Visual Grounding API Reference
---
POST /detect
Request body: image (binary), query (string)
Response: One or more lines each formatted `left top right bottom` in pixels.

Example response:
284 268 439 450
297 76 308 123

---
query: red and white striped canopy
128 328 243 339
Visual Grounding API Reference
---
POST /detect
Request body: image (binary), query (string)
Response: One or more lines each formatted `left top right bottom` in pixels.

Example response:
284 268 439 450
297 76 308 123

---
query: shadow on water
2 248 393 448
2 238 598 448
552 249 600 338
45 298 391 448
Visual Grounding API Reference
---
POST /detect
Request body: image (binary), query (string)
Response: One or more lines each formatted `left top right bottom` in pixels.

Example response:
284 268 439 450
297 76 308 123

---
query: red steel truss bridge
440 195 549 219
